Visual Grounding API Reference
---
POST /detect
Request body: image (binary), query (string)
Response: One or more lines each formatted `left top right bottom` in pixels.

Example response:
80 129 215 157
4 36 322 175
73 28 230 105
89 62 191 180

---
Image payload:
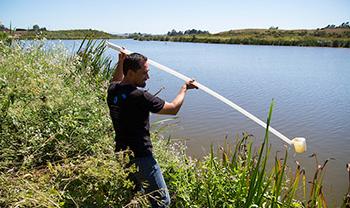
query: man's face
134 60 149 88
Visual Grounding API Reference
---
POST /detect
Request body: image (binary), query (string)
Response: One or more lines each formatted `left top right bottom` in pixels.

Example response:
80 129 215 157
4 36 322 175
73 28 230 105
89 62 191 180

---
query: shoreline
3 27 349 48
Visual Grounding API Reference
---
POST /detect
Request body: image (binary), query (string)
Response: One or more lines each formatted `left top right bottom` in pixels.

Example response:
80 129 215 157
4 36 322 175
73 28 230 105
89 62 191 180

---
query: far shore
2 27 350 48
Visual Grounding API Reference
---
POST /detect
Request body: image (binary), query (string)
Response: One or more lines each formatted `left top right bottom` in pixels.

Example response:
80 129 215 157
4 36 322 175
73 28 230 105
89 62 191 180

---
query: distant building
15 28 27 31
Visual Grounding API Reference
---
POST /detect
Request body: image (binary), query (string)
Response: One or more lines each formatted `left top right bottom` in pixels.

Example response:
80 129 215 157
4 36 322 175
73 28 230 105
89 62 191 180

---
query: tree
33 24 40 31
167 29 179 36
338 22 350 29
167 28 209 36
325 24 336 29
0 20 4 31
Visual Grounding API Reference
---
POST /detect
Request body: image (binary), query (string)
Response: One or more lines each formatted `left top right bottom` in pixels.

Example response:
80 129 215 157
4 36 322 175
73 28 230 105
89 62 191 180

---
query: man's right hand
111 51 127 83
185 79 199 90
118 51 126 63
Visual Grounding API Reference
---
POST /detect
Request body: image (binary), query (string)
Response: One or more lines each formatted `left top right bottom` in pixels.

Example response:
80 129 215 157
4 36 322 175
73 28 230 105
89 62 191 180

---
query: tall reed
76 38 114 80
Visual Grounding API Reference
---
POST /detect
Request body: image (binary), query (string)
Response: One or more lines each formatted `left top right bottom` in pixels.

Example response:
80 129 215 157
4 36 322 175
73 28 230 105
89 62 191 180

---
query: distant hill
216 28 350 37
131 25 350 48
2 22 350 47
11 29 122 40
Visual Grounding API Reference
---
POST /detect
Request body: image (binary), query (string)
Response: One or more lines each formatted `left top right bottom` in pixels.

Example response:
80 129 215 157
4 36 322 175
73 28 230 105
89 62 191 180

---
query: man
107 51 197 207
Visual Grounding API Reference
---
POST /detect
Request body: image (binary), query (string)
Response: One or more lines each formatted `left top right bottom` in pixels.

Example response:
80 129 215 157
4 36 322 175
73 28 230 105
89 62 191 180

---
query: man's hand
111 50 127 83
118 50 127 63
185 79 199 90
158 79 198 115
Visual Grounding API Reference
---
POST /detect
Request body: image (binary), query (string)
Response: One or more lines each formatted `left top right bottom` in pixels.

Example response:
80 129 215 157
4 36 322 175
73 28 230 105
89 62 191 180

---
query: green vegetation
2 22 350 47
133 28 350 48
167 29 210 36
131 23 350 48
0 39 349 207
0 23 122 40
14 29 120 40
0 31 8 40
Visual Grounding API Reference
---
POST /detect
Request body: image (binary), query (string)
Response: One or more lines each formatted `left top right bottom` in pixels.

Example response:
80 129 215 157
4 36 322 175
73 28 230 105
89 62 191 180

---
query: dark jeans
129 155 170 208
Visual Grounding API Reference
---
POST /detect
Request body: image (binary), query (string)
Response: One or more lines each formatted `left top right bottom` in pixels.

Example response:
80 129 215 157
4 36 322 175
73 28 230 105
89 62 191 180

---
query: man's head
123 53 149 88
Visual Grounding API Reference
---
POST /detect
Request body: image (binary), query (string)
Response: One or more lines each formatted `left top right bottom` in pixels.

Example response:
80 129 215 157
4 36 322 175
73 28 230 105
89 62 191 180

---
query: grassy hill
132 28 350 48
12 29 121 40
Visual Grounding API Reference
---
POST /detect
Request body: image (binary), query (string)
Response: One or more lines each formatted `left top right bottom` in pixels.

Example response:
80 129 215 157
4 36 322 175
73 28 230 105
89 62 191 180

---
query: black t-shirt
107 82 165 157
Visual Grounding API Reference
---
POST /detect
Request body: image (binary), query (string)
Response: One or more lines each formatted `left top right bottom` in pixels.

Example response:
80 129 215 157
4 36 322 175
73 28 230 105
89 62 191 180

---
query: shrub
0 40 112 170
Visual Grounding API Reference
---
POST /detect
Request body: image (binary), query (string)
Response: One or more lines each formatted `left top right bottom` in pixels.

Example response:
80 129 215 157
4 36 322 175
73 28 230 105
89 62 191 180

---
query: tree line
0 23 46 32
167 29 210 36
322 22 350 29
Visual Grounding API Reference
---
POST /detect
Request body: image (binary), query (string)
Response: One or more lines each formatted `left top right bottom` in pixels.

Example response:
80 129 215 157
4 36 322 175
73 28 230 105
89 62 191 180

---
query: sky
1 0 350 34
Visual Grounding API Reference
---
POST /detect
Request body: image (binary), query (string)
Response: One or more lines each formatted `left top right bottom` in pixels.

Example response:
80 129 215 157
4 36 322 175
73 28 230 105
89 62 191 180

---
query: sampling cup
292 137 307 153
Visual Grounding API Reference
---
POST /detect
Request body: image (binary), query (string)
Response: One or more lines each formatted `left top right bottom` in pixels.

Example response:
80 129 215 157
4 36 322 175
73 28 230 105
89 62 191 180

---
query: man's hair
123 53 148 76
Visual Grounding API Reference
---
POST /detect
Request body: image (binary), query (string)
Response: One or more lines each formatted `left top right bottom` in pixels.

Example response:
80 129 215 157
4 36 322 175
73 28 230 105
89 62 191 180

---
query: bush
0 32 8 40
0 40 112 170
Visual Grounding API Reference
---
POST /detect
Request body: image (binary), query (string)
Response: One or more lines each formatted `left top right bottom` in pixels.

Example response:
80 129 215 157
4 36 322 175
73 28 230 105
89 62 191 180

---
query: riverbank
0 39 348 207
131 28 350 48
8 29 122 40
3 27 350 48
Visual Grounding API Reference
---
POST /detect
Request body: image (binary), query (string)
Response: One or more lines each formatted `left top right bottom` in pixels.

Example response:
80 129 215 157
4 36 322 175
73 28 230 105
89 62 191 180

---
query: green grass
0 31 8 40
0 39 349 207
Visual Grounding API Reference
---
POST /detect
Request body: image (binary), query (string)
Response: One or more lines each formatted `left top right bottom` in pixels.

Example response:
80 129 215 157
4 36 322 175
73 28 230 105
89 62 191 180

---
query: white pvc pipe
106 41 306 150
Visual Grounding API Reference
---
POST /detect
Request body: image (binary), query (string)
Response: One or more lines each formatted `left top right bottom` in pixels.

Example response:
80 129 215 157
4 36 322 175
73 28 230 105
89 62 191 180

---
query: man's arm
110 52 126 83
157 80 198 115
